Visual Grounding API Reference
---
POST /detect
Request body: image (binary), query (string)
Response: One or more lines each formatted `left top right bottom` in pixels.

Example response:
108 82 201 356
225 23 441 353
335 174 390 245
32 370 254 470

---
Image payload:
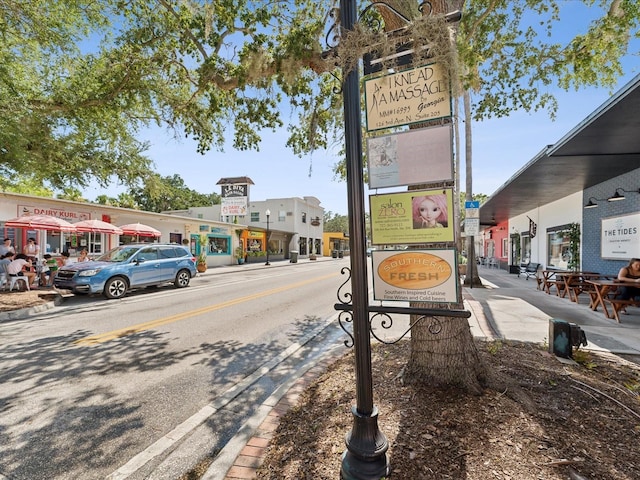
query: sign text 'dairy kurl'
364 63 451 132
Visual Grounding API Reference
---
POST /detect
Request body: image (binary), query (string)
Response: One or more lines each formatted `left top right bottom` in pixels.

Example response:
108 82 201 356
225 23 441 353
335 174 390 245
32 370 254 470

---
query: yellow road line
74 272 338 346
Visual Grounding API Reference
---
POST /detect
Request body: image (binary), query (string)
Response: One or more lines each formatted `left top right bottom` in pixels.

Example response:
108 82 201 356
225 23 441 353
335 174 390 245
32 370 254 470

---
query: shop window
521 235 531 264
546 224 571 270
208 236 230 254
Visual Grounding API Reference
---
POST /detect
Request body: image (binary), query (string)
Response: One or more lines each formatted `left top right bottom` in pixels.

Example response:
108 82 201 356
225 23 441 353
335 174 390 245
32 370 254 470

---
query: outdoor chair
519 262 541 280
6 267 30 291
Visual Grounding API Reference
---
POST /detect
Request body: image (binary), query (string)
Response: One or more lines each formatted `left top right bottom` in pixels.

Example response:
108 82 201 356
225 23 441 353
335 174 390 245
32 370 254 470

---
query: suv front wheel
174 269 191 288
104 276 128 299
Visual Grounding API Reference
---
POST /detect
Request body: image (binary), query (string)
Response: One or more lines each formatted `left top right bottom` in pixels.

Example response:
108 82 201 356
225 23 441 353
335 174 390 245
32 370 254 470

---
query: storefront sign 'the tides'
364 63 451 132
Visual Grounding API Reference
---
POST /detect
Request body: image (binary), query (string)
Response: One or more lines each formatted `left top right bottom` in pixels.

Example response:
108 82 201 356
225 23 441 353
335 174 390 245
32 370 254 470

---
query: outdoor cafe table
540 270 592 297
586 279 640 322
539 270 558 294
552 272 612 303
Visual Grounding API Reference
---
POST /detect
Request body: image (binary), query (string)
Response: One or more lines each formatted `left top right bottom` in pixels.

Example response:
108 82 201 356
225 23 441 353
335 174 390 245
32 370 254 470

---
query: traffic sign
465 218 479 236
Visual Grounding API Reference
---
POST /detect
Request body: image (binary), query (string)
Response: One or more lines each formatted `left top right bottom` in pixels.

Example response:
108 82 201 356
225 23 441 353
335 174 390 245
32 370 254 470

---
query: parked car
53 244 197 299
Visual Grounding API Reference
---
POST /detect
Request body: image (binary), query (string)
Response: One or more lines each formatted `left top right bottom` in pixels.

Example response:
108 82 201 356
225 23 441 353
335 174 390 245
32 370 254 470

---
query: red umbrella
6 214 77 232
118 222 161 238
73 219 123 235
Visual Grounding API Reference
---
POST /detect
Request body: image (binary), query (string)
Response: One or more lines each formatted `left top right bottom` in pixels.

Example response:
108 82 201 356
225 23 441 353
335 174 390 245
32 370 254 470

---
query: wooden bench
603 298 640 323
518 262 541 280
566 274 614 303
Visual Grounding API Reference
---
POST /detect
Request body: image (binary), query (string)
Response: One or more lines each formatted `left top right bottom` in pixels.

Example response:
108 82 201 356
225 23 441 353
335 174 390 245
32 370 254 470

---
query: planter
458 264 467 276
236 258 245 265
197 263 207 273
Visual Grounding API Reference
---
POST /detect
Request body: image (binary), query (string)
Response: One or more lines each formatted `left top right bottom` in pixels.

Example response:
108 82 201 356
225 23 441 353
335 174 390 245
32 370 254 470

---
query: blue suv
54 244 198 299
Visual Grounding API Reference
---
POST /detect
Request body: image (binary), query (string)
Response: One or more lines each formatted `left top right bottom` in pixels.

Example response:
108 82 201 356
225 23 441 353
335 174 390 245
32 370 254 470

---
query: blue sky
84 4 639 216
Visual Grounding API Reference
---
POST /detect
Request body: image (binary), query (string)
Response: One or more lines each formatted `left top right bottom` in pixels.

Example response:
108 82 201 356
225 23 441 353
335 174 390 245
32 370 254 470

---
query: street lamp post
265 209 271 266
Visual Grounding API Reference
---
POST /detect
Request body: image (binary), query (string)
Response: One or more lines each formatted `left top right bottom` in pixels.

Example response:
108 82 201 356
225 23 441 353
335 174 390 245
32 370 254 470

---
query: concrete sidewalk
467 266 640 356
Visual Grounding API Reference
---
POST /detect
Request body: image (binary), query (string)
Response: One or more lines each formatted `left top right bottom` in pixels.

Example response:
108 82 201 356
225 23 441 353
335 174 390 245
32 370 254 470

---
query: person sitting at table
77 248 91 262
0 252 14 269
43 254 62 286
6 253 37 289
60 251 71 266
617 258 640 300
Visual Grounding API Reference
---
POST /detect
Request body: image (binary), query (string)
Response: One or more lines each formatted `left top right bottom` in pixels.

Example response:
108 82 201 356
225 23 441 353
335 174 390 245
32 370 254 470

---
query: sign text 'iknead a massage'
371 249 458 303
364 63 451 132
367 124 453 189
369 189 454 244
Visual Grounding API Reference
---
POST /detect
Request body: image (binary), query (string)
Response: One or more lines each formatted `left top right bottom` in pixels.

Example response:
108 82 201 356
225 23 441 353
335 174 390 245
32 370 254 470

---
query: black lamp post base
340 407 389 480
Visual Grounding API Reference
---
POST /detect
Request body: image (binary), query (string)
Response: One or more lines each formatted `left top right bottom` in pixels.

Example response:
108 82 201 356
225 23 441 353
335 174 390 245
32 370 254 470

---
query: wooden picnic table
539 270 558 294
586 279 640 322
554 272 612 303
540 270 586 297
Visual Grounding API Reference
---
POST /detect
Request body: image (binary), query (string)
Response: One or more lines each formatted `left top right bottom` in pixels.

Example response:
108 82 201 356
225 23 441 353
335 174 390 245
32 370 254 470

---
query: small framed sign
371 248 459 303
369 188 454 245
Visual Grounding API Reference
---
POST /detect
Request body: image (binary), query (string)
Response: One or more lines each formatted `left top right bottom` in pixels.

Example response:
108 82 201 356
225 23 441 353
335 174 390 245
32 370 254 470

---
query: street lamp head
265 209 271 217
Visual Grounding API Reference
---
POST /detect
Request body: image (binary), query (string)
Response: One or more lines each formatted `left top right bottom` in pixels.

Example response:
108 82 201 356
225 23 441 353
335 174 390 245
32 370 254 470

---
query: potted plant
197 234 208 272
458 253 468 276
234 246 245 264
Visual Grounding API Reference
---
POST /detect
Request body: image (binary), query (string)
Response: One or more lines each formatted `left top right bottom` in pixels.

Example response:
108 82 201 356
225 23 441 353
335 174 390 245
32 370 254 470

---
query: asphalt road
0 259 350 480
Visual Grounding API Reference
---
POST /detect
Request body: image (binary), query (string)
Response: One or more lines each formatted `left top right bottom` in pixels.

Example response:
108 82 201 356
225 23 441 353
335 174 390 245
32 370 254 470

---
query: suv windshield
97 246 141 262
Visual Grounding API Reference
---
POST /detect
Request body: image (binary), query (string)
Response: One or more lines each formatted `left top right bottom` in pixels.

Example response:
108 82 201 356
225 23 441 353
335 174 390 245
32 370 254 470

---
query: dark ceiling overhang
479 74 640 226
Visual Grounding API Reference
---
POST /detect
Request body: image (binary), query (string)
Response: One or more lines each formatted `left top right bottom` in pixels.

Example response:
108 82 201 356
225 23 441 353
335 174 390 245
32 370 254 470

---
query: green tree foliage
130 174 220 213
0 0 332 192
458 191 488 222
457 0 640 120
3 0 638 200
326 0 640 180
323 211 349 233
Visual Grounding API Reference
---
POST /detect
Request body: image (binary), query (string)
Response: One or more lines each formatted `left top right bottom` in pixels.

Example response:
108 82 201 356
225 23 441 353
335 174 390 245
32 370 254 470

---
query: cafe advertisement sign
367 124 453 189
364 63 451 132
601 213 640 259
369 188 454 245
371 249 458 303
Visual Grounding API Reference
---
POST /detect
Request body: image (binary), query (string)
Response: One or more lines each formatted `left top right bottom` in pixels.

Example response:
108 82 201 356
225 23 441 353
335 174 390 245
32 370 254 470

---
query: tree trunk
407 314 486 394
383 0 486 393
462 89 483 287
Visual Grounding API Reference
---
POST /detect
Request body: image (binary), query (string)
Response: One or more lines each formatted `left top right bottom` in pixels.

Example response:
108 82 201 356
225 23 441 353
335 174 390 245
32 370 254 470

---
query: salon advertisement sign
371 249 458 303
601 213 640 259
369 189 454 245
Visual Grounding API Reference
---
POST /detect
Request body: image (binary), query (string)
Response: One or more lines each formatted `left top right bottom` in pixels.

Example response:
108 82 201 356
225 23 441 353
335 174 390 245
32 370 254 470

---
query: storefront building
0 192 240 268
323 232 350 257
164 196 325 260
478 74 640 273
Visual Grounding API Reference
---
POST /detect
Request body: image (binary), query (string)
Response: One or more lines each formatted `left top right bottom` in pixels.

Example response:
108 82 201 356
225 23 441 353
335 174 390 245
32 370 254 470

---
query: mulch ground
257 339 640 479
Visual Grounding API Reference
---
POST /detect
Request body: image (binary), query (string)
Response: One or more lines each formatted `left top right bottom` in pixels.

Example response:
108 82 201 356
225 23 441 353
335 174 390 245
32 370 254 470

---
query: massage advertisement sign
367 124 453 189
601 213 640 259
364 63 451 132
371 249 458 303
369 189 454 245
